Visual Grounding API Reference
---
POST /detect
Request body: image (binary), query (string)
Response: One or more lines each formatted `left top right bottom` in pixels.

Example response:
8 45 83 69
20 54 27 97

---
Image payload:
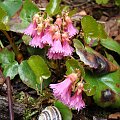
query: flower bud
68 73 78 82
55 17 62 27
33 14 39 23
65 16 72 24
77 82 84 94
37 23 43 34
49 25 56 33
53 31 61 40
62 32 68 39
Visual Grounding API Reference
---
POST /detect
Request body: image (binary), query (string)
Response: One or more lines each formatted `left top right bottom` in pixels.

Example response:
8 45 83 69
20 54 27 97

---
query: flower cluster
24 12 78 59
50 73 85 111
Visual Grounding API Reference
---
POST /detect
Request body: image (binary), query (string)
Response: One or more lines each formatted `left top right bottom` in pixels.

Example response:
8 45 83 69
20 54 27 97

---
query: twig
1 30 13 45
62 0 71 5
72 0 93 7
6 76 14 120
1 30 18 55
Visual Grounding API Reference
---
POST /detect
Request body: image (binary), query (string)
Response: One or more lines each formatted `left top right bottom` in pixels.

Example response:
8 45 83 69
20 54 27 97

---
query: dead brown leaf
108 112 120 119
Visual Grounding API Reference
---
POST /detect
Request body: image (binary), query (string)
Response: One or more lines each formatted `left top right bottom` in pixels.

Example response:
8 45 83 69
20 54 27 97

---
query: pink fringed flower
69 92 85 111
29 33 44 48
50 73 85 111
47 51 64 59
24 14 40 37
47 31 64 59
55 15 62 28
61 32 74 56
50 77 71 104
50 73 77 104
24 12 77 59
69 83 85 111
50 40 63 53
24 22 37 37
65 16 78 38
62 40 74 56
41 31 53 46
67 23 78 38
47 40 64 59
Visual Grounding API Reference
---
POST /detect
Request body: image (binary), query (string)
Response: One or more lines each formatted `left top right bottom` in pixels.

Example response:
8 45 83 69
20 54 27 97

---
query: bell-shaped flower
47 31 64 59
50 40 63 54
24 14 40 37
62 40 74 56
67 23 78 38
41 32 53 46
29 33 44 48
47 50 64 59
61 33 74 56
24 21 37 37
55 15 62 28
47 40 64 59
41 28 53 46
50 73 78 105
69 83 85 111
65 16 78 38
50 73 85 111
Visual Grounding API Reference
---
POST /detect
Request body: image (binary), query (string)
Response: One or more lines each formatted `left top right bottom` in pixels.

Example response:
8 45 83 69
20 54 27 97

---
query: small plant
95 0 120 5
0 0 120 119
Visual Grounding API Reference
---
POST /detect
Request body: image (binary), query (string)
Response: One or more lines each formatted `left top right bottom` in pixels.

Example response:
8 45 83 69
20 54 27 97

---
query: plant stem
6 76 14 120
1 30 12 44
1 30 18 54
1 30 23 62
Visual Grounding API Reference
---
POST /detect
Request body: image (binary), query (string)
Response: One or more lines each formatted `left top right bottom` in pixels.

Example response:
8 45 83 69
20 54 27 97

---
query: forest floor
0 0 120 120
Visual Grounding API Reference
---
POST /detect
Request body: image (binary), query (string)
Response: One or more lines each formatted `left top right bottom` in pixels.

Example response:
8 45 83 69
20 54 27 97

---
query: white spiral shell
38 106 62 120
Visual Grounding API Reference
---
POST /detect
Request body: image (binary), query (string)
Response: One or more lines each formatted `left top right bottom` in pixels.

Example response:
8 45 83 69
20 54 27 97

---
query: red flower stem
1 30 23 62
6 76 14 120
1 30 18 54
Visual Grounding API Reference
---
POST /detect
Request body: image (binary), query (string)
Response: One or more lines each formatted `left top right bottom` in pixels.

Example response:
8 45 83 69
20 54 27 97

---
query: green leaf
81 16 107 46
66 58 85 77
84 83 96 96
60 5 69 14
0 0 22 17
95 0 109 4
9 0 39 33
18 55 51 91
20 0 39 23
0 48 15 65
115 0 120 6
81 16 98 38
0 7 7 20
73 39 84 49
84 69 120 108
0 22 9 30
27 55 51 83
54 101 72 120
46 0 61 16
100 37 120 55
3 61 19 79
22 34 31 45
98 23 108 39
18 60 40 91
0 48 19 79
0 7 9 30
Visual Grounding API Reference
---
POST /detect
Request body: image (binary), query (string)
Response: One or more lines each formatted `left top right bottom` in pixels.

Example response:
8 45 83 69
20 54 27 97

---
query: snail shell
38 106 62 120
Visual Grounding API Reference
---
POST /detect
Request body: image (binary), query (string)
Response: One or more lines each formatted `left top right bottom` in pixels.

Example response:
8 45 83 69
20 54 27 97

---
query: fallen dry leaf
108 112 120 119
76 48 118 74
